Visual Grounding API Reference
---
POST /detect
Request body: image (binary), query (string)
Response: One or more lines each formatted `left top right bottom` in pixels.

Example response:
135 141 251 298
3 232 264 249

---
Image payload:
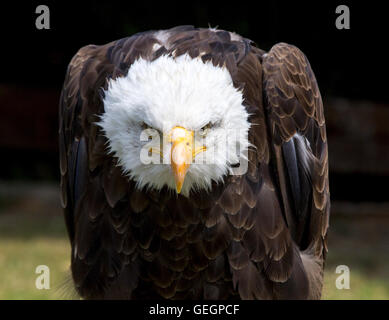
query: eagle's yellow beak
170 127 193 194
169 126 206 194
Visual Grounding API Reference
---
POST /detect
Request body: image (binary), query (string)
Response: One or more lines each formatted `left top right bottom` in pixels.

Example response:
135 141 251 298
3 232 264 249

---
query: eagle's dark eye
141 122 162 140
200 122 213 136
202 122 212 130
141 122 150 130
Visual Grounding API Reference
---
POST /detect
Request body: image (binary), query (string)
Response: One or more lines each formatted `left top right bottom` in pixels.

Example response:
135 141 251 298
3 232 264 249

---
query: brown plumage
59 25 330 299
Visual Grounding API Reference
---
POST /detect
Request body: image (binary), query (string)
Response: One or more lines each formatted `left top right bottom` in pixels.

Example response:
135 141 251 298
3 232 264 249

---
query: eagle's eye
199 122 213 136
141 122 161 140
141 122 151 130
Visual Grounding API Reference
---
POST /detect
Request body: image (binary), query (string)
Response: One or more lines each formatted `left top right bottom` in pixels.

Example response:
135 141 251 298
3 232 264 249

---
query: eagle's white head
98 54 250 196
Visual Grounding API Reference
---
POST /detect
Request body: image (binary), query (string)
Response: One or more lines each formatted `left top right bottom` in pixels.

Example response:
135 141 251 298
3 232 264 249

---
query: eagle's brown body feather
59 25 329 299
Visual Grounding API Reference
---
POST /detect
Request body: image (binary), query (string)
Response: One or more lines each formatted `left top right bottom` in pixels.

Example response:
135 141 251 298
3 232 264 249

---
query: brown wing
215 43 329 300
262 43 330 257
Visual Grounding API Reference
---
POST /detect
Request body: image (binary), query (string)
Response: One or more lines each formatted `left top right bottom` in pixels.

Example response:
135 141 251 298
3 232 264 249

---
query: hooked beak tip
173 168 187 194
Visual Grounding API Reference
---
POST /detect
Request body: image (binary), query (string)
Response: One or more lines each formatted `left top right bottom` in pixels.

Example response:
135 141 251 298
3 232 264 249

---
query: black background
1 1 386 101
0 1 387 202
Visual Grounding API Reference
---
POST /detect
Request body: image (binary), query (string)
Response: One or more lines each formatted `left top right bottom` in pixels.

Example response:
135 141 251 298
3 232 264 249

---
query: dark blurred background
0 1 388 299
1 1 388 202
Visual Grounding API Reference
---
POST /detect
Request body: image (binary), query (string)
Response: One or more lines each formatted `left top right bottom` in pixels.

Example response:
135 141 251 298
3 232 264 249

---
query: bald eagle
59 26 329 300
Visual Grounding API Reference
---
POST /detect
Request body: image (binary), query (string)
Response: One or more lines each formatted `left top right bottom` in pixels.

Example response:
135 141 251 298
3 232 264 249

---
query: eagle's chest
130 189 234 299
